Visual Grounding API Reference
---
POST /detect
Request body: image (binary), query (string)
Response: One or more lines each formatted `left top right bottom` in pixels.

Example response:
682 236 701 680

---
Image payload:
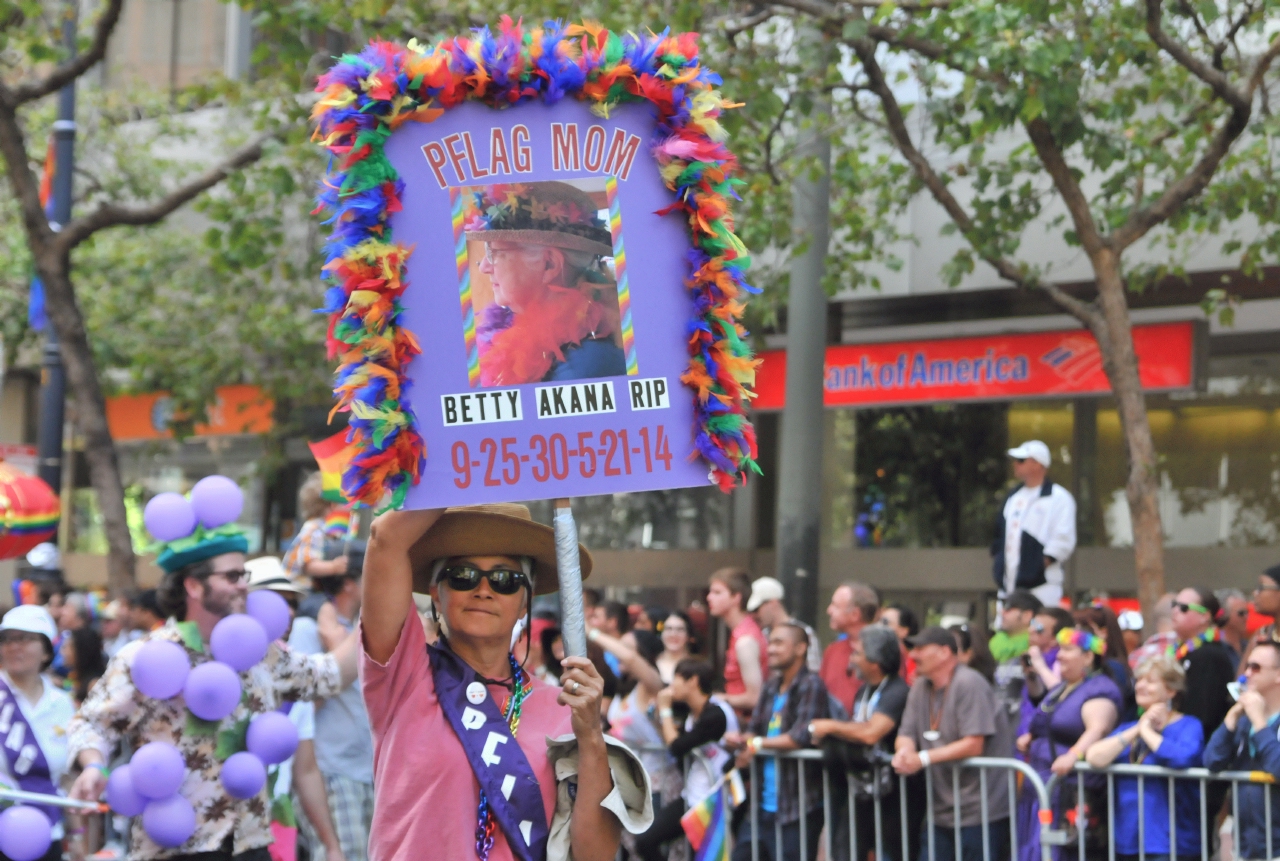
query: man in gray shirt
293 568 374 861
893 626 1014 861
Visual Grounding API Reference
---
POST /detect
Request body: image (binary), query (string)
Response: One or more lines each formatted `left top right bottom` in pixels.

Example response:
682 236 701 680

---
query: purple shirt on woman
1018 671 1124 861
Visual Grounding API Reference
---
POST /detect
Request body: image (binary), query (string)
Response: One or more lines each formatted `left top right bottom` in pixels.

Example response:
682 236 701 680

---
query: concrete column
773 52 832 627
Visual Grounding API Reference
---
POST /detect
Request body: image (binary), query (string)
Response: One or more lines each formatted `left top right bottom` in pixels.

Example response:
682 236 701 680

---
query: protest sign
313 25 760 511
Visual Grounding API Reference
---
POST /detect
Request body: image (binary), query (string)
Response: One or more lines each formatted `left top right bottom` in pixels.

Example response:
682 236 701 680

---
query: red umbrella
0 460 59 560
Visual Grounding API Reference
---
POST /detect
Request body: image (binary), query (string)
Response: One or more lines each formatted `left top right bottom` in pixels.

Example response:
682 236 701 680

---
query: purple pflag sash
429 643 549 861
0 676 61 825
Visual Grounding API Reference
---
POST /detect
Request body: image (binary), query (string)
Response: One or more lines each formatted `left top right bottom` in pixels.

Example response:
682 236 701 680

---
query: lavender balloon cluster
113 595 298 846
142 475 244 541
105 475 300 848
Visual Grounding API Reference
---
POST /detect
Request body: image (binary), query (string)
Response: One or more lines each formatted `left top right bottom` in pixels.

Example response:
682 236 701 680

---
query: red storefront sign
753 321 1199 410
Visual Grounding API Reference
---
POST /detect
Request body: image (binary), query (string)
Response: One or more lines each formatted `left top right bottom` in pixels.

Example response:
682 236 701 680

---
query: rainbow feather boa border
311 18 760 509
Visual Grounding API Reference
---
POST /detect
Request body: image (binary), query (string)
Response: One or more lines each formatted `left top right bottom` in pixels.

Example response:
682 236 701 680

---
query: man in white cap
991 440 1077 608
747 576 820 672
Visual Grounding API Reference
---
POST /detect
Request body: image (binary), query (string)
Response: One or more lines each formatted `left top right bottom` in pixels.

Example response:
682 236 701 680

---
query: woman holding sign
360 504 651 861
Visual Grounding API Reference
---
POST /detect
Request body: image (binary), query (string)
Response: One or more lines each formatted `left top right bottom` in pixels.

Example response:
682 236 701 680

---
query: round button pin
466 682 487 705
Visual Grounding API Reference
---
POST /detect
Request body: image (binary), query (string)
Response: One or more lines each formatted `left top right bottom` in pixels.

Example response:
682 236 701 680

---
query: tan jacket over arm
546 734 654 861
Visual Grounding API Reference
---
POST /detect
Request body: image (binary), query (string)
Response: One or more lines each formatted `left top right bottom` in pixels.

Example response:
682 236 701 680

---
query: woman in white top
0 605 76 861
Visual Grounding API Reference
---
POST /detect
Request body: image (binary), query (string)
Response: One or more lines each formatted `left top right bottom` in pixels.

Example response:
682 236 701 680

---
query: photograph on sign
313 28 760 512
456 178 633 388
380 101 719 508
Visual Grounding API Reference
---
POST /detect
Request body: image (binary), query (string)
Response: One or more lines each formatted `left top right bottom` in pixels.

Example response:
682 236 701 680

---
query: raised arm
590 630 663 694
361 509 444 664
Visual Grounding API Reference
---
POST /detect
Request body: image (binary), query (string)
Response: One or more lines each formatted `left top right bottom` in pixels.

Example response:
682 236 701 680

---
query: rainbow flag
681 771 745 861
324 504 356 539
308 431 355 504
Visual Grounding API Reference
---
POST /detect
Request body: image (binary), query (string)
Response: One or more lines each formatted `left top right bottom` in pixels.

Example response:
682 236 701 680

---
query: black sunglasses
437 565 529 596
207 568 247 584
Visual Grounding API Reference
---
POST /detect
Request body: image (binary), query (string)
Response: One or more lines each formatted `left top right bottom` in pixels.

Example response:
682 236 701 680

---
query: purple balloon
245 711 299 765
143 492 197 542
142 794 196 848
220 751 267 799
130 640 191 700
183 661 242 721
0 805 53 861
210 614 269 672
190 475 243 529
106 764 148 816
246 590 291 642
130 742 186 800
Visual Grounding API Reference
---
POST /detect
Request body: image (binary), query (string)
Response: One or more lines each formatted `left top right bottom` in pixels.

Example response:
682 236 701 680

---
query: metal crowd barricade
1045 761 1280 861
744 750 1055 861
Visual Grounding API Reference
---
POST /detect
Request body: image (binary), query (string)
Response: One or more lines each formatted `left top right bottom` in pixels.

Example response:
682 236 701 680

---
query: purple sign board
386 99 713 508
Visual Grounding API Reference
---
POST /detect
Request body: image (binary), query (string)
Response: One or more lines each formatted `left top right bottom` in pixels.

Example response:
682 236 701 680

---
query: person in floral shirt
67 526 359 861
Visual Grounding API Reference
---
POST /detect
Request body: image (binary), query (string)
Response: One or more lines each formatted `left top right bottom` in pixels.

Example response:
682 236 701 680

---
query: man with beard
67 514 360 861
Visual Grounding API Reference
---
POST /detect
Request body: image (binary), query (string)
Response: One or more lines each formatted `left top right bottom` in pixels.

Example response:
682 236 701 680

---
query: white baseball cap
1117 610 1144 632
747 576 785 612
25 542 59 570
245 556 307 595
0 605 58 644
1007 440 1051 468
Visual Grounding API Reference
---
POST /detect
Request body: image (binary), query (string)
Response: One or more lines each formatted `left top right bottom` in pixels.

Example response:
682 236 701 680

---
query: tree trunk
1090 249 1165 626
35 250 136 595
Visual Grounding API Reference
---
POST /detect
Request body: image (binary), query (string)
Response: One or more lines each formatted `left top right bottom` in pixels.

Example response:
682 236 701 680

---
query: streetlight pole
36 3 76 497
773 39 832 627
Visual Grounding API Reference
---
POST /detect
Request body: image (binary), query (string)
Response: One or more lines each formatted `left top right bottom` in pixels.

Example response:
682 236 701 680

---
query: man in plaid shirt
725 620 831 861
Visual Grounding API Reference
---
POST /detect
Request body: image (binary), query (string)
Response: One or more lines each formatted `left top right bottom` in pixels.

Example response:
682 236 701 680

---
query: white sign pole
553 498 587 658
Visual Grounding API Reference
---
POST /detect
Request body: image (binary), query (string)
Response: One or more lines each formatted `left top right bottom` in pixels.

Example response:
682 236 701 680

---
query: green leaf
1020 93 1045 122
842 19 868 40
186 712 220 738
175 621 205 654
215 715 251 761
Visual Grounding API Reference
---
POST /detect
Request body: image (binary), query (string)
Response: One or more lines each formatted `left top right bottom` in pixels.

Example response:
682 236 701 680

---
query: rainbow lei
475 655 533 860
311 20 761 507
1171 626 1220 661
1056 626 1106 656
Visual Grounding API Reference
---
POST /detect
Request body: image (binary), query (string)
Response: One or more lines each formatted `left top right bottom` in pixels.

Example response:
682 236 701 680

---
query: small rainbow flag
324 505 356 539
680 771 744 861
308 431 355 504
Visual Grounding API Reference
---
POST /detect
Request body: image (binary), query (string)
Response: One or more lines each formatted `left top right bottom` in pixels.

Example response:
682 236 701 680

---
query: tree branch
0 105 54 250
1110 33 1278 251
1022 117 1108 257
7 0 124 107
720 5 774 38
55 132 274 253
851 39 1102 327
1146 0 1249 114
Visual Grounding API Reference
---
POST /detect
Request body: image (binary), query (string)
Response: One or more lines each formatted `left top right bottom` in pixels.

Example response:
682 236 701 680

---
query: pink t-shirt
363 615 573 861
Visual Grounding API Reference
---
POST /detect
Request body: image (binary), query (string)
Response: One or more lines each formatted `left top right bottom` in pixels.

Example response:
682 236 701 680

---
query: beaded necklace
1171 626 1220 662
474 654 533 861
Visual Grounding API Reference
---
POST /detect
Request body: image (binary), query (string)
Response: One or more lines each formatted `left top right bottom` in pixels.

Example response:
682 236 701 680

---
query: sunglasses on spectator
1174 601 1208 615
1257 584 1280 593
436 565 529 595
1246 661 1276 673
207 569 246 584
1029 620 1046 633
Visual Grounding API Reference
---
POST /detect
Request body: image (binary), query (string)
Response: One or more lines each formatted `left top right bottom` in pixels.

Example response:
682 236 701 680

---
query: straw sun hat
408 503 592 596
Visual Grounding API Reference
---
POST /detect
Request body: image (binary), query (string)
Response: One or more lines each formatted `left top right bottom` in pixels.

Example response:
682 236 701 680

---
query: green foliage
823 0 1280 296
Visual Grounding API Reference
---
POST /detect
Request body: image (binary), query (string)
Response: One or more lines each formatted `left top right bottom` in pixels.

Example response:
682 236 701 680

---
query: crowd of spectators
9 519 1280 861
